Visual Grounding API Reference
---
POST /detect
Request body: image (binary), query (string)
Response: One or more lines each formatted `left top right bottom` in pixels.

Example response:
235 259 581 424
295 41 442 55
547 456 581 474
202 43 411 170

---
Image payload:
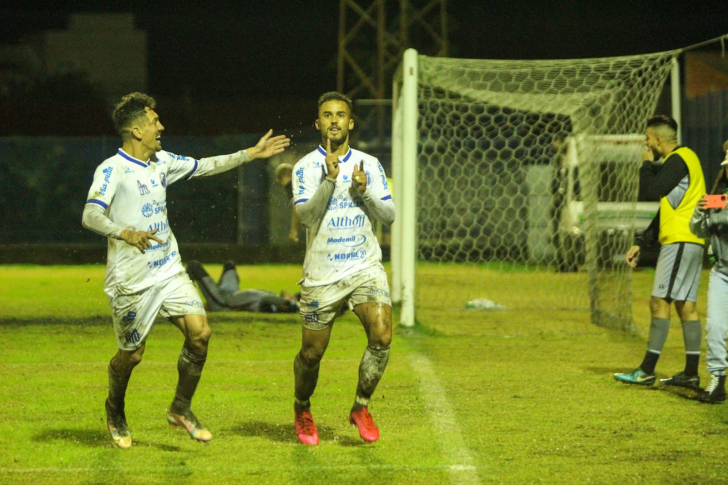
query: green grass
1 264 727 484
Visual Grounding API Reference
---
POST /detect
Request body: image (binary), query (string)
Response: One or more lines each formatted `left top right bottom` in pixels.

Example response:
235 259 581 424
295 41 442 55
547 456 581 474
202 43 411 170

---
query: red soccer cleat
294 403 319 445
349 406 379 442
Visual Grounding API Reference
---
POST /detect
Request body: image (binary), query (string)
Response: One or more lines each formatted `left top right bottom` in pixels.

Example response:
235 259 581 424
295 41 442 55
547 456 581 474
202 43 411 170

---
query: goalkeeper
614 115 705 388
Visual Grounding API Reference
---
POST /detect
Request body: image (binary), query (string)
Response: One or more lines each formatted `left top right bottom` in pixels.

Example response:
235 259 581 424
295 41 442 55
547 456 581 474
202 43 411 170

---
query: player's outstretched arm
194 130 291 178
295 139 339 228
247 129 291 160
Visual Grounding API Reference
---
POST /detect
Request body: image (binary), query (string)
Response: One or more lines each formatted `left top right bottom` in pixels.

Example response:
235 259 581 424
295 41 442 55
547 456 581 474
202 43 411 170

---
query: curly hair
112 92 156 137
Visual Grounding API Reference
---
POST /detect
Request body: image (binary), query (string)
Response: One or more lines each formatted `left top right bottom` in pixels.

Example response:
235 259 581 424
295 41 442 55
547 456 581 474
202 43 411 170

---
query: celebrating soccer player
82 92 290 448
614 115 705 388
291 92 395 444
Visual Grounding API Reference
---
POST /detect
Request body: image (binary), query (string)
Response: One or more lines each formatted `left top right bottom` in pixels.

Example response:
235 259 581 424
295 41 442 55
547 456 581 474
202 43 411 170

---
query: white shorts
109 271 206 350
299 264 391 331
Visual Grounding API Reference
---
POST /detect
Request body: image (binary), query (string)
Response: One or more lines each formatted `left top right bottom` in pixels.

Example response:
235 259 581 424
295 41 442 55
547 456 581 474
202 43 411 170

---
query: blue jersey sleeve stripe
183 159 199 180
87 198 108 209
294 198 309 205
381 195 392 201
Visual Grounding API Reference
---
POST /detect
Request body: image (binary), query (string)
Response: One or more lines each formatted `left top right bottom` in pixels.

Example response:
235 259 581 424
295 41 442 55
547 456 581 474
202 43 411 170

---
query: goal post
392 48 677 330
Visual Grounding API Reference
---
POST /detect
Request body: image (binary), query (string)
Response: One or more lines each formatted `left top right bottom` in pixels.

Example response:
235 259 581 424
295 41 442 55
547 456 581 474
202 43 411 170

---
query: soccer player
291 92 395 444
689 141 728 403
186 260 299 313
82 92 290 448
614 115 705 388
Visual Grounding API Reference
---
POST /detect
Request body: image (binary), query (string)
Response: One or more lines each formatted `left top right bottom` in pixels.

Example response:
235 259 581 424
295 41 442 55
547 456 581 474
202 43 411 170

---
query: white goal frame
391 49 682 328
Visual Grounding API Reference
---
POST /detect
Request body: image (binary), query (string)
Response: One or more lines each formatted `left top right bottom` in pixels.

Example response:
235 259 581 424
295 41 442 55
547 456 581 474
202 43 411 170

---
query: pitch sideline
408 353 481 483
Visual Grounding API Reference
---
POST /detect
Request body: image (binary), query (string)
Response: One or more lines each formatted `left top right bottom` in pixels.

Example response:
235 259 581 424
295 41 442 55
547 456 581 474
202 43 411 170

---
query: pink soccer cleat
349 406 379 442
294 403 319 445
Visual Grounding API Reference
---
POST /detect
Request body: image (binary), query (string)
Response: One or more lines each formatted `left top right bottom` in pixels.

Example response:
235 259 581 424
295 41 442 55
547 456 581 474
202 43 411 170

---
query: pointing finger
359 161 364 172
326 138 331 154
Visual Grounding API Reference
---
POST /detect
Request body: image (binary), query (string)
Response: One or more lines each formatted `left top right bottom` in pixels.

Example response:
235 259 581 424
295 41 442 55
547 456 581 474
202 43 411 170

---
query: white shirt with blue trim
85 149 201 297
293 146 393 287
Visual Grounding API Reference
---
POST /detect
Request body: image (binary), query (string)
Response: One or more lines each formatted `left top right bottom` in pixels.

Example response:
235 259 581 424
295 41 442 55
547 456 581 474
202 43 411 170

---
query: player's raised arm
294 139 339 228
356 159 395 226
187 129 291 178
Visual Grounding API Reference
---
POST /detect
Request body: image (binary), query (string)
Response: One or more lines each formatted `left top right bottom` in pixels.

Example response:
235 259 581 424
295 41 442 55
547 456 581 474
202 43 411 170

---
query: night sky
2 0 727 101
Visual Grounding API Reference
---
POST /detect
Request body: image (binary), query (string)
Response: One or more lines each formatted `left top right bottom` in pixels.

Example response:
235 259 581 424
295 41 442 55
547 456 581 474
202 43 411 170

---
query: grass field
1 263 727 484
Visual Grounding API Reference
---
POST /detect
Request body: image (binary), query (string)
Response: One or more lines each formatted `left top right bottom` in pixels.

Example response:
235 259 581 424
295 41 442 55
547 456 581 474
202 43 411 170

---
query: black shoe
699 375 726 404
186 260 207 281
659 371 701 391
222 260 236 273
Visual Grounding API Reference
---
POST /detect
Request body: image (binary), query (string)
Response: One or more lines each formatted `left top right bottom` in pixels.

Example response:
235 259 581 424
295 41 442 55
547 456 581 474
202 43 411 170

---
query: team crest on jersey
141 203 153 218
137 180 150 195
161 173 167 188
150 179 158 187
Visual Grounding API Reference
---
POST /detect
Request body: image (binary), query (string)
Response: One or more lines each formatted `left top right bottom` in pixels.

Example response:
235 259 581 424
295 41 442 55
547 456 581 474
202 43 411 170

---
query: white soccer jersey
86 149 203 297
293 146 393 287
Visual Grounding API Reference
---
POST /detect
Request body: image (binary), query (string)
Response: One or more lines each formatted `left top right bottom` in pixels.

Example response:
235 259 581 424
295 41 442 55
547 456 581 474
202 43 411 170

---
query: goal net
392 49 676 331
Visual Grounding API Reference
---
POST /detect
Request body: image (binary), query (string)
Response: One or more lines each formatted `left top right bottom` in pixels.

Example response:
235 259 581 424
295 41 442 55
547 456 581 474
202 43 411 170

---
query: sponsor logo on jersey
137 180 150 195
150 179 158 187
147 218 170 235
146 250 177 269
146 240 170 252
376 161 388 189
327 234 366 247
161 173 167 188
304 312 319 323
124 168 134 174
144 199 167 215
369 288 390 298
327 214 366 230
125 329 141 344
99 167 113 195
296 166 305 195
175 154 191 162
327 250 367 262
327 194 363 211
343 174 350 183
185 299 203 307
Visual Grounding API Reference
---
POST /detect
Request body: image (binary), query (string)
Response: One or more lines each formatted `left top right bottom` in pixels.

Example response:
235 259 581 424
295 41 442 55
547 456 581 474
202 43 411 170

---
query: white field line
409 353 481 484
2 463 470 473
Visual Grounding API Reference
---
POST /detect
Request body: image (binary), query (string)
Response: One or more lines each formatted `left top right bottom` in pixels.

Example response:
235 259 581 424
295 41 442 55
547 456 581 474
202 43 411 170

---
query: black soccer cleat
699 375 726 404
186 260 208 281
659 371 701 391
222 260 237 273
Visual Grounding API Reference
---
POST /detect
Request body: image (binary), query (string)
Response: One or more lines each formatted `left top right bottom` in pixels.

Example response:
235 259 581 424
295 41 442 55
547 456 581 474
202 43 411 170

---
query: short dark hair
317 91 353 112
646 115 678 133
113 92 156 137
